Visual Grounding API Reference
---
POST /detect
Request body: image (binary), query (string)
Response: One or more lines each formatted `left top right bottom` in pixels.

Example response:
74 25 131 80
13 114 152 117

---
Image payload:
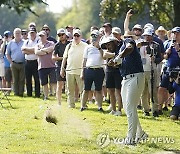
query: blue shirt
119 38 144 77
169 82 180 106
6 39 25 63
153 36 165 53
165 41 180 68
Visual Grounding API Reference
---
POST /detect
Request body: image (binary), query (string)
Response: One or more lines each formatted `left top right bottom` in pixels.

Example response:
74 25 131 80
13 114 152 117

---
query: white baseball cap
57 28 66 34
142 28 154 36
73 29 82 36
144 23 154 31
112 27 121 34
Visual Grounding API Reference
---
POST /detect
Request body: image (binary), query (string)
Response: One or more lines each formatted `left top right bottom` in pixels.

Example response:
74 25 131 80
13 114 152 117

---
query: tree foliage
57 0 101 38
0 0 46 15
0 6 27 35
100 0 179 28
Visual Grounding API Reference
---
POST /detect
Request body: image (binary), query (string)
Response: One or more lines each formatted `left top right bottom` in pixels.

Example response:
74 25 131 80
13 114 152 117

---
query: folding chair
0 88 13 108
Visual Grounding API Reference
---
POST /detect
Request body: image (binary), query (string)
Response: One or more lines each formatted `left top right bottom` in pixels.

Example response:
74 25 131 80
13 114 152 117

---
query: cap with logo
57 28 66 34
142 28 154 36
73 29 81 36
172 27 180 33
100 36 118 49
29 27 37 33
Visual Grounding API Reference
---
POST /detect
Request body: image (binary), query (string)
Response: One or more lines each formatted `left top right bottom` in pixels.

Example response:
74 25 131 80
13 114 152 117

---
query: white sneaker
135 131 148 143
106 104 112 111
114 111 122 116
109 110 116 115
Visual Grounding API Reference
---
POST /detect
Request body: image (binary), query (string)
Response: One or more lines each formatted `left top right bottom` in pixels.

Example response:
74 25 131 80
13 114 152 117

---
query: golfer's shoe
135 131 148 143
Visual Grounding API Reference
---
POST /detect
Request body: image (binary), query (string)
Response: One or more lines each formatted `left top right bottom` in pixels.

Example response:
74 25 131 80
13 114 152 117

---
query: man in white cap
124 9 143 41
52 28 70 105
139 28 162 117
80 30 105 112
60 29 88 108
35 30 55 100
112 27 122 41
100 36 123 116
21 27 40 97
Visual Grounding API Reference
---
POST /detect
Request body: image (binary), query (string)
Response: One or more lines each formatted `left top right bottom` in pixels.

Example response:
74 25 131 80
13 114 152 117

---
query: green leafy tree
0 0 46 14
57 0 101 38
0 6 27 35
100 0 180 28
22 4 57 37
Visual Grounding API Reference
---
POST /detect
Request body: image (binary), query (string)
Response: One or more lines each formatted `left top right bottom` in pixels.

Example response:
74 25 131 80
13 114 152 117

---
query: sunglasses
43 29 49 31
58 33 65 37
133 28 142 31
74 34 80 37
124 36 133 39
22 33 27 35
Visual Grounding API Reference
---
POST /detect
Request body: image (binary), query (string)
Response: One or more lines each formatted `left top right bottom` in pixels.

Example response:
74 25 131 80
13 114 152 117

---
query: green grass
0 94 179 154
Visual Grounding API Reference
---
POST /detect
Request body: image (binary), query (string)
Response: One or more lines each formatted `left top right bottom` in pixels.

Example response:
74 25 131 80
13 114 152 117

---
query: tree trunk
173 0 180 26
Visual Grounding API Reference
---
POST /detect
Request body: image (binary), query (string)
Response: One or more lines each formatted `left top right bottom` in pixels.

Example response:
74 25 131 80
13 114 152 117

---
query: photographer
168 69 180 120
138 28 162 117
158 27 180 114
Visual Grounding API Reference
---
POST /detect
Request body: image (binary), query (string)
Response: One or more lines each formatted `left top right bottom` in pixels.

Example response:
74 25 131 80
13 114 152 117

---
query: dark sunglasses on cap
58 33 65 37
74 34 80 37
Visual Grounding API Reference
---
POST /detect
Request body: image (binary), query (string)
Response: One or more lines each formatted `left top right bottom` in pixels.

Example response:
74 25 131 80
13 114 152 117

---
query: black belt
123 74 135 80
12 61 24 64
26 60 37 62
87 67 103 70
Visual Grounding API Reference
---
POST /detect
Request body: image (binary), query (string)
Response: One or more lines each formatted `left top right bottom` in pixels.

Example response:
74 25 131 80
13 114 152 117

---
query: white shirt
22 37 39 60
83 44 104 68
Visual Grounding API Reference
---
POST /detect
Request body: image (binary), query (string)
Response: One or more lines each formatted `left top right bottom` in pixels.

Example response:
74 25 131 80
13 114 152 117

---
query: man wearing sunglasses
60 29 88 108
52 28 70 105
42 24 57 96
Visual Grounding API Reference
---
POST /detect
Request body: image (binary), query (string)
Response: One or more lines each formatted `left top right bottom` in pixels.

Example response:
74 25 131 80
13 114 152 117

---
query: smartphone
130 10 137 14
141 42 149 46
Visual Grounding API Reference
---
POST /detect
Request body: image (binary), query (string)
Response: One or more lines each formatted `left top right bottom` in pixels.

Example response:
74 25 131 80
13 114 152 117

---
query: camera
169 68 180 84
146 44 158 56
141 42 149 46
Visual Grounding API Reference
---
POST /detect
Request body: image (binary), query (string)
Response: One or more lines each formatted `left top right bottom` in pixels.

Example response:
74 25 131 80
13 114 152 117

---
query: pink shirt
37 41 55 70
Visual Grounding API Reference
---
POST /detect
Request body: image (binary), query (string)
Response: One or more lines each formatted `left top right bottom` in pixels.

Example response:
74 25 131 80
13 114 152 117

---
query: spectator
101 36 123 116
80 30 105 112
168 74 180 120
139 28 162 117
159 27 180 114
35 31 55 100
21 27 40 97
1 31 13 90
155 26 168 42
60 29 88 108
6 28 25 96
21 29 28 40
52 28 70 105
42 24 57 96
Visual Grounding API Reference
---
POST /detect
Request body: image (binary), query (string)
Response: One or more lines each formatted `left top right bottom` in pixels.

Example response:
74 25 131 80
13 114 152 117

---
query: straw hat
155 26 167 35
122 31 137 40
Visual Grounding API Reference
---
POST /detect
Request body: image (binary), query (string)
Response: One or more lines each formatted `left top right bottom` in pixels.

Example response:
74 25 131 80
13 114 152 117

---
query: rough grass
0 94 179 154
